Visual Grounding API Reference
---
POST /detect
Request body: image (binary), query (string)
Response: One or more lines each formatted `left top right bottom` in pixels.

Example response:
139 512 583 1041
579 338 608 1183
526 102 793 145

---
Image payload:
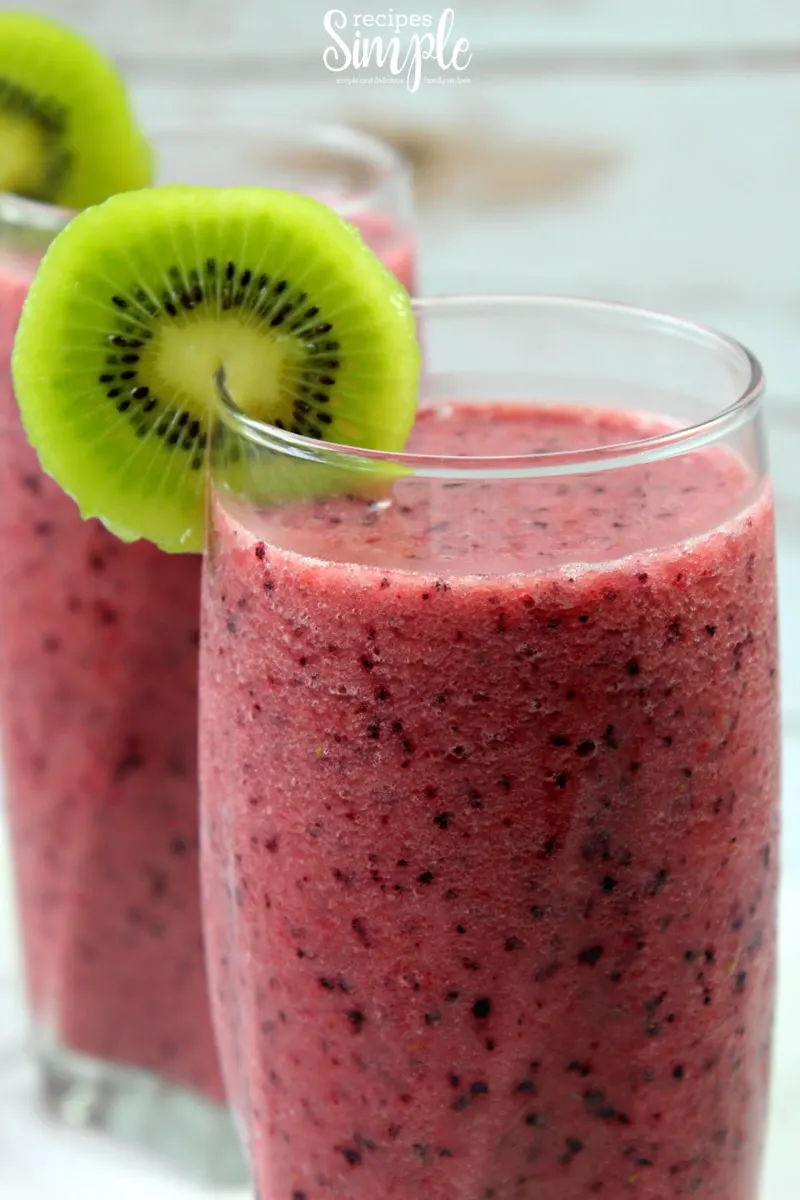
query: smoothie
201 404 779 1200
0 251 223 1101
351 213 415 295
0 217 414 1110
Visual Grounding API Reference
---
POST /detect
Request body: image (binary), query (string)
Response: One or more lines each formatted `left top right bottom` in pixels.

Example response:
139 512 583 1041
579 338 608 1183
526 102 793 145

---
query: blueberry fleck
113 751 143 782
559 1137 584 1164
578 945 604 967
584 1090 617 1120
567 1061 590 1077
649 868 669 895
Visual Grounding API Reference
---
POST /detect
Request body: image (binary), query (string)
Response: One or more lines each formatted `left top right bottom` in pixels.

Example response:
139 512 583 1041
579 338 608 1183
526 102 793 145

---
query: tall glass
0 125 414 1182
155 121 415 293
200 296 779 1200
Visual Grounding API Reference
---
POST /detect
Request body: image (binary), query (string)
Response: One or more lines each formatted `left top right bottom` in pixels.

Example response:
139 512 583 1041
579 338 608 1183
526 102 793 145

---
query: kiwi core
149 318 302 429
0 111 46 197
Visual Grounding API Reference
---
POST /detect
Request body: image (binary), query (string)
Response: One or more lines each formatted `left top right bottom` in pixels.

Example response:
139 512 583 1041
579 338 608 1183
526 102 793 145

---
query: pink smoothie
0 212 414 1106
350 212 415 295
201 404 779 1200
0 251 224 1100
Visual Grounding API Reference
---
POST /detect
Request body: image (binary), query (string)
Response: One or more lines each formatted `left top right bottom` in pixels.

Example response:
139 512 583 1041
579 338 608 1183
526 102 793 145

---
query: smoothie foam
201 403 779 1200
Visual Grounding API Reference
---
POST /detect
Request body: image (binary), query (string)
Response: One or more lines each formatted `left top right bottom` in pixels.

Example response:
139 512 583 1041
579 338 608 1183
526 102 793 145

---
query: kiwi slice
0 11 151 206
11 184 421 551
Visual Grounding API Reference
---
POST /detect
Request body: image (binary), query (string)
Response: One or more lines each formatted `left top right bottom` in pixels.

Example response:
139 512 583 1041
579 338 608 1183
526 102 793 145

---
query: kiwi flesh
0 11 151 207
11 185 421 552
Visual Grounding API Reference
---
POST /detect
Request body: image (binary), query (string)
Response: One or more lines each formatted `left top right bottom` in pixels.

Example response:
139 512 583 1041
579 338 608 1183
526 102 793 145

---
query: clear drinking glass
200 296 779 1200
0 125 414 1183
154 121 415 293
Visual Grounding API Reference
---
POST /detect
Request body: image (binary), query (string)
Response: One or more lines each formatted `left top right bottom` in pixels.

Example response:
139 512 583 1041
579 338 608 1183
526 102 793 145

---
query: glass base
34 1030 248 1186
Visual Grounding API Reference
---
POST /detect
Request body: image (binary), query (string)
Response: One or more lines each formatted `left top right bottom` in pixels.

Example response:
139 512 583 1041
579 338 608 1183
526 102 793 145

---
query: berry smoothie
200 404 779 1200
352 212 415 295
0 249 223 1102
0 215 414 1133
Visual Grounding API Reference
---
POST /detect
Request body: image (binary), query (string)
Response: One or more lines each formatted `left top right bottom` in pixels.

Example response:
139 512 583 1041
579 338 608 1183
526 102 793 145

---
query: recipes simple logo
323 8 472 92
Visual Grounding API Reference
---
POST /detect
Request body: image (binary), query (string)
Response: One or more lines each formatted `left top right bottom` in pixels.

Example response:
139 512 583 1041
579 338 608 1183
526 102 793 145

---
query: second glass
200 296 779 1200
0 123 414 1182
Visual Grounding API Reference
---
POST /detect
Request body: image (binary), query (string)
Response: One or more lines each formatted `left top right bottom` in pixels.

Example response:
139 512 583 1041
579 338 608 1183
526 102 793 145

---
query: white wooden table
1 2 799 1196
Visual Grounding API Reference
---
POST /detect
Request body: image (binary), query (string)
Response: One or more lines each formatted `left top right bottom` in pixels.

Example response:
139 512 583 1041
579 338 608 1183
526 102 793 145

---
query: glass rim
152 119 410 189
0 190 73 232
0 120 411 231
218 293 766 480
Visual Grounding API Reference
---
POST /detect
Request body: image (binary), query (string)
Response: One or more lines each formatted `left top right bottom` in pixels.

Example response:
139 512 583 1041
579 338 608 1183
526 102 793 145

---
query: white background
1 1 800 1196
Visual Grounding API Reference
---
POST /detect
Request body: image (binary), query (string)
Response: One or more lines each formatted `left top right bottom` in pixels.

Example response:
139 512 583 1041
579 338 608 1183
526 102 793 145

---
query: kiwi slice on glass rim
0 11 151 206
11 185 421 551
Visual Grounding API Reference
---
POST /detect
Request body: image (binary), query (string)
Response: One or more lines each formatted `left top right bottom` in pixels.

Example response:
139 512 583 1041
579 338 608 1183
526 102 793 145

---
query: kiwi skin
0 10 151 207
11 185 421 553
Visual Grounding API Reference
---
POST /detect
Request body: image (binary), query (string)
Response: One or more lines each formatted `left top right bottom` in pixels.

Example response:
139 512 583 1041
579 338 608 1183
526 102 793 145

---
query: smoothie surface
231 402 759 574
